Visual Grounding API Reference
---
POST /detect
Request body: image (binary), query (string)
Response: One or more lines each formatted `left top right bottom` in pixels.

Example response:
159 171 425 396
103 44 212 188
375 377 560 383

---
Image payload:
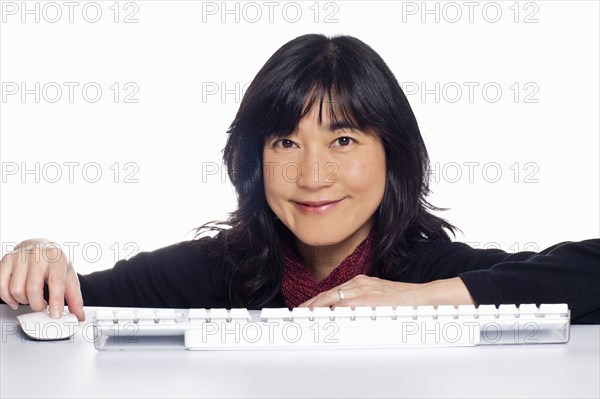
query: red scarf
280 228 376 308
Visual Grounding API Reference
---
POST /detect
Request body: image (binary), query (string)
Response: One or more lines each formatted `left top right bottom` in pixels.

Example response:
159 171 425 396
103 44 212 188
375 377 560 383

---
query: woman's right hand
0 239 85 321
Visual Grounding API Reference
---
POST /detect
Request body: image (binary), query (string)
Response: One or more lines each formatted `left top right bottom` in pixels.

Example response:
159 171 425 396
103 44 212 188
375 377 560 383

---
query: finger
298 296 317 308
298 301 309 307
0 254 19 309
8 255 31 305
47 259 68 318
64 267 85 321
25 255 48 312
306 289 346 309
299 290 334 308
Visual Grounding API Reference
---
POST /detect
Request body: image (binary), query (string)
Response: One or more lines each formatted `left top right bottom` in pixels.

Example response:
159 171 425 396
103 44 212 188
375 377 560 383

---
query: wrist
420 277 476 307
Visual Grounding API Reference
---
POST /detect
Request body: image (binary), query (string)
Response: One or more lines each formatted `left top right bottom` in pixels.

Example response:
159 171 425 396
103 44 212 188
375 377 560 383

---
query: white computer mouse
17 310 80 340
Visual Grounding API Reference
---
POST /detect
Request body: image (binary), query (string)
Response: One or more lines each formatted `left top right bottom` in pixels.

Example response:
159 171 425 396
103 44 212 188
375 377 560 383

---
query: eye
333 137 356 147
272 139 297 149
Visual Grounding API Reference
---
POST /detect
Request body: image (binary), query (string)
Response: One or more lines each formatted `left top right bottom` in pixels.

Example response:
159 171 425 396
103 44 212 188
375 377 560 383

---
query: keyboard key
136 309 157 324
312 307 333 321
188 308 208 323
156 309 177 323
261 308 291 321
539 304 569 317
208 308 229 322
477 305 497 319
229 308 251 322
374 306 394 321
291 307 312 322
518 304 538 318
95 310 115 325
332 307 353 320
395 306 415 319
354 306 373 321
498 304 519 318
457 305 477 318
416 306 435 319
115 310 136 323
436 305 457 319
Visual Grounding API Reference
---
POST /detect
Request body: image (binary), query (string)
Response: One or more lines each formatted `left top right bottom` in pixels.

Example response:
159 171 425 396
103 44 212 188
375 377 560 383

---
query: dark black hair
196 34 458 308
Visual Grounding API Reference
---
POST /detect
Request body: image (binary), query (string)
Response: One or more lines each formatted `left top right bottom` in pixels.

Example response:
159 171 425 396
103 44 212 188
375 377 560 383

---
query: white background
1 0 598 274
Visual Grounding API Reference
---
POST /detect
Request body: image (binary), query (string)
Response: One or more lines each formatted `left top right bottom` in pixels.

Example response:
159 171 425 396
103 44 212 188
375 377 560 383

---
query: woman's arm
414 239 600 324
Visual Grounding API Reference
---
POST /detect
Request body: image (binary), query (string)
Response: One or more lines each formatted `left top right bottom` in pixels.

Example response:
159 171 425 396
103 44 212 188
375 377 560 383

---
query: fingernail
50 306 62 318
9 303 18 310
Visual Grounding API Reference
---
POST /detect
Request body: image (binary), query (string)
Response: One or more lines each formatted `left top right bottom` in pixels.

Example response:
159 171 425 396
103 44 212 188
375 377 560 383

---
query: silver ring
337 289 345 301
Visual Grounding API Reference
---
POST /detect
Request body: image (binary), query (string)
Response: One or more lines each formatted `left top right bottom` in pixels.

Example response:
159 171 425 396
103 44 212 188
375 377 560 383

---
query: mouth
293 198 345 214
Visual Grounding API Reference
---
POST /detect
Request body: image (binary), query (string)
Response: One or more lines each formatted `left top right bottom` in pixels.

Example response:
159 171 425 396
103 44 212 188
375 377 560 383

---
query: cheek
343 154 386 197
263 163 290 209
263 151 277 193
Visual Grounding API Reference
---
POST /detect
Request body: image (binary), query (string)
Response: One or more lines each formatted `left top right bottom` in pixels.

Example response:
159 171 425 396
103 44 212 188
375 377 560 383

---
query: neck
294 222 374 282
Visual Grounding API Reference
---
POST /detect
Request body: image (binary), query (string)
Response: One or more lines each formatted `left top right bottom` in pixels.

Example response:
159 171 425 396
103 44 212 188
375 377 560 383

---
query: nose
295 147 337 190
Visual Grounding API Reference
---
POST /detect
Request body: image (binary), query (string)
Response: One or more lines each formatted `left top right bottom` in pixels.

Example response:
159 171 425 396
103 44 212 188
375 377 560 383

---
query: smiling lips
293 199 344 214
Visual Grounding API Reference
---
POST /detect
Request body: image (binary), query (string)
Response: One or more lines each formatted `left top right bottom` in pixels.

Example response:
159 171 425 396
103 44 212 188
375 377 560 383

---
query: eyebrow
327 121 361 133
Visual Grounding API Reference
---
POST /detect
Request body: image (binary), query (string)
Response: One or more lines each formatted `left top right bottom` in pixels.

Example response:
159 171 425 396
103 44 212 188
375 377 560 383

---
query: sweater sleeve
71 238 230 309
411 238 600 324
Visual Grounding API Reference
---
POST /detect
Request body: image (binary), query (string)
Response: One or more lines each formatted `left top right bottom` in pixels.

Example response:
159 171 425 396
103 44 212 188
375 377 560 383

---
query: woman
1 34 599 324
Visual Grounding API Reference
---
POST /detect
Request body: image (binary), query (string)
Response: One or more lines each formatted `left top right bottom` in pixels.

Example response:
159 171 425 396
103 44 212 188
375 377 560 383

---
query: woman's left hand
298 275 476 309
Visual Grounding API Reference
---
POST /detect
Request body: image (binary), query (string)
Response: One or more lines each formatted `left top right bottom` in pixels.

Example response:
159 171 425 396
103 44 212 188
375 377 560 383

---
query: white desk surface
1 304 599 398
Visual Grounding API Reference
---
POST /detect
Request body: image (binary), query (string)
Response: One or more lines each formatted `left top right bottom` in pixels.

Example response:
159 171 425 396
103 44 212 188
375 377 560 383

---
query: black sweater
74 237 600 324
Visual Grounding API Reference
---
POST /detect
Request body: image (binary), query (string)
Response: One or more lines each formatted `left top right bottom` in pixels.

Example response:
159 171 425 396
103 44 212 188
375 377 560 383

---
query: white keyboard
92 304 570 351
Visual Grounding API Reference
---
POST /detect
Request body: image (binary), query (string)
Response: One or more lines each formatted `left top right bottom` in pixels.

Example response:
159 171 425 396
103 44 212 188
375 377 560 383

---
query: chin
292 229 346 247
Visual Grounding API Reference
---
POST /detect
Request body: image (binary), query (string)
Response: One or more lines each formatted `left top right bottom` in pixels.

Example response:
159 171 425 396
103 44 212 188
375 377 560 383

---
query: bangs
262 80 380 143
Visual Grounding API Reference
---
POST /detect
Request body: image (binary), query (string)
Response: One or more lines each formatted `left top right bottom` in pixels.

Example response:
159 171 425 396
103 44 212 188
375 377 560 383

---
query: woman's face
263 104 387 248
